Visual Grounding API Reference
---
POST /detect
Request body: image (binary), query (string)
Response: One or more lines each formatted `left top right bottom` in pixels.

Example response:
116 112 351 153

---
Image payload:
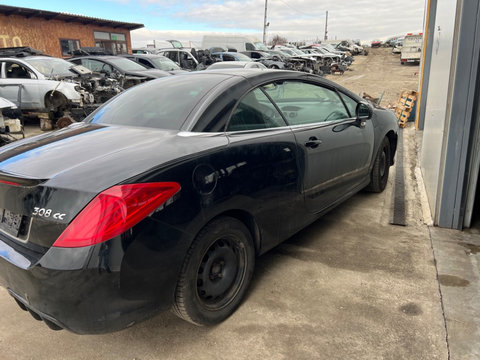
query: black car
68 55 170 88
0 70 398 334
120 54 186 74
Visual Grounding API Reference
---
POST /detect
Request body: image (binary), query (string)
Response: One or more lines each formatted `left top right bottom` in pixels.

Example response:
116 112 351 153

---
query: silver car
0 56 91 115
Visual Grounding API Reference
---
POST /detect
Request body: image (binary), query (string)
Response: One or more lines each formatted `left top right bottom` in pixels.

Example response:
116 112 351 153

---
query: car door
262 80 374 213
0 60 41 110
223 86 304 250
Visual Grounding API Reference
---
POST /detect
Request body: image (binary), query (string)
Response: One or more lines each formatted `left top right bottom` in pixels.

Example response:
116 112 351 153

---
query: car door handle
305 137 323 148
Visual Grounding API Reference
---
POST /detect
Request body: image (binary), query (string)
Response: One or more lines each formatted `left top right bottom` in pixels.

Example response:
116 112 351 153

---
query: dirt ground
326 47 420 107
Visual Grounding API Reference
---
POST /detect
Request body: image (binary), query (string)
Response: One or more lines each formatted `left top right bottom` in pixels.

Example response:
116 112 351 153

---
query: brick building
0 5 143 57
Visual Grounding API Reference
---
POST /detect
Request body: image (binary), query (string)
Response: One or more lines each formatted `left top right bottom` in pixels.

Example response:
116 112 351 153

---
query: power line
276 0 321 17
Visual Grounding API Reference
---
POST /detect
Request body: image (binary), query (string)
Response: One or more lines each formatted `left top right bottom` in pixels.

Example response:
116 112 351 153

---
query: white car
0 55 92 116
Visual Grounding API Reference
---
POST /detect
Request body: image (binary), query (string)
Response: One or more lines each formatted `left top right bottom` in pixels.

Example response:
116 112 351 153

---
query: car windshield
234 53 252 61
254 42 269 51
24 57 75 77
257 51 271 58
106 57 149 71
85 74 229 130
280 49 295 56
149 57 181 70
291 49 305 55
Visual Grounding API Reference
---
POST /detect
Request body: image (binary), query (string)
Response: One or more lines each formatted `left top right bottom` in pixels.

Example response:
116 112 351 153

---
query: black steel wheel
365 137 391 193
173 217 255 325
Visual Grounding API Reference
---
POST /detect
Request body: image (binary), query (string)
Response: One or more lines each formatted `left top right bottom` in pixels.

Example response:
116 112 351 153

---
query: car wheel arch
386 130 398 165
198 209 261 256
44 90 68 111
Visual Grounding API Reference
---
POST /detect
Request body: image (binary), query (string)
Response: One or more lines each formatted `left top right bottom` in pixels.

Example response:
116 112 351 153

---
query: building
0 5 143 57
417 0 480 230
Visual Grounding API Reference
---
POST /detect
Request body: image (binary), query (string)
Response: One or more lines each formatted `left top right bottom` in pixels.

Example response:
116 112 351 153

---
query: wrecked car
156 49 200 70
240 51 286 69
210 52 254 63
206 61 266 70
68 56 171 89
0 47 94 127
274 46 323 74
120 54 186 74
0 97 22 146
336 40 365 55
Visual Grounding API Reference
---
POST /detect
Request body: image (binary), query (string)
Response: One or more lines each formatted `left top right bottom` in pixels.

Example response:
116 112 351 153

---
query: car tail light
53 182 181 248
0 180 21 186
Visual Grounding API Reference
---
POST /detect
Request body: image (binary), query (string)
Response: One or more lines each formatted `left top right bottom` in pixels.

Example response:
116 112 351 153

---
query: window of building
94 31 128 54
60 39 80 56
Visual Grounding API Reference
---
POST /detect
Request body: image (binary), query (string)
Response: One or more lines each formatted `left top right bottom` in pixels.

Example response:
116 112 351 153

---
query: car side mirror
356 102 372 120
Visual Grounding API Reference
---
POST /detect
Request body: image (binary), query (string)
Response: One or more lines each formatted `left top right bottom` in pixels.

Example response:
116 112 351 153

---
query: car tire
172 216 255 326
365 137 391 193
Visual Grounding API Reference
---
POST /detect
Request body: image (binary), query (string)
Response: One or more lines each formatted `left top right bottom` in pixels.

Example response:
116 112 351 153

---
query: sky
2 0 426 47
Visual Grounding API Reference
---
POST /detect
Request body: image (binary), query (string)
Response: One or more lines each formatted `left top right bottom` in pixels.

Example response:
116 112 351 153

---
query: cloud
130 0 425 46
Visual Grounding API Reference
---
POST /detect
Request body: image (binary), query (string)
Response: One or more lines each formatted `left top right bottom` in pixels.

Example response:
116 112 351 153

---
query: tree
269 35 287 47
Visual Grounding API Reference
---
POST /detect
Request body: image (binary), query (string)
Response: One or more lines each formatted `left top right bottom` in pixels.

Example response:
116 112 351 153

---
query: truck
201 35 268 52
400 34 423 64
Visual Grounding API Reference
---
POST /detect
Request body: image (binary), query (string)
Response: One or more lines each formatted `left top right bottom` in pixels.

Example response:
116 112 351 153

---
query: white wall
420 0 459 221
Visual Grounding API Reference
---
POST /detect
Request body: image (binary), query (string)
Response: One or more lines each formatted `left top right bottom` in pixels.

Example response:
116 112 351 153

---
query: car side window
138 58 153 68
164 52 178 63
262 81 349 125
339 92 358 117
227 88 286 132
5 62 35 79
223 54 235 62
81 59 113 74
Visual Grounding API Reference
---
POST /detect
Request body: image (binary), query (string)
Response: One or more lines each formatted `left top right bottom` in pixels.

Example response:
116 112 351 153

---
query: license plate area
0 209 30 240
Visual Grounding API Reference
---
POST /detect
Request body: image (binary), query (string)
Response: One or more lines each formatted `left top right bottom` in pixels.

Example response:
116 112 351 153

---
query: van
201 35 268 52
400 34 423 64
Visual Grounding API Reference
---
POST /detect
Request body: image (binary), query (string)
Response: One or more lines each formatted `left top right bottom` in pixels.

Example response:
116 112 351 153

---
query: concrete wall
0 14 132 57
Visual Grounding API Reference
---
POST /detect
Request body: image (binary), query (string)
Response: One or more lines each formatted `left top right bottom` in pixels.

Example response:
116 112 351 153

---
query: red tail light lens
53 182 181 248
0 180 21 186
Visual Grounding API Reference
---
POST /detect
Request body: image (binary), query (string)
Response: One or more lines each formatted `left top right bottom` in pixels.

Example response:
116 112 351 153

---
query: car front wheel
172 217 255 325
366 137 391 193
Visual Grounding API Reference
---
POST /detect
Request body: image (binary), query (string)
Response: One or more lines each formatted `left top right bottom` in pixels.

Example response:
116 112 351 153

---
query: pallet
395 90 418 128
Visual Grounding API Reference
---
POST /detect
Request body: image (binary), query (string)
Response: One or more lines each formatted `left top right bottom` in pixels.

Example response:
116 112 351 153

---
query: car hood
0 123 228 193
125 68 171 78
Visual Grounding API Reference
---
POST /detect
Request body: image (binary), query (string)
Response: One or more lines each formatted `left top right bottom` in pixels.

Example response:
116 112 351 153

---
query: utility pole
324 10 328 41
263 0 268 44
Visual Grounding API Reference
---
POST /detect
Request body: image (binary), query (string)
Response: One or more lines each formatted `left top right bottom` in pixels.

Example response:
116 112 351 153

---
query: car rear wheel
172 217 255 325
365 137 391 193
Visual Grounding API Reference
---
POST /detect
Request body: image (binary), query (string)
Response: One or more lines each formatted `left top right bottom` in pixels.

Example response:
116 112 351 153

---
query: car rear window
85 74 228 130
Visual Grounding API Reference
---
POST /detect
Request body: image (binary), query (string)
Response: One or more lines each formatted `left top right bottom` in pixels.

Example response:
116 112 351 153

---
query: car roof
207 61 261 69
123 54 168 59
70 55 120 60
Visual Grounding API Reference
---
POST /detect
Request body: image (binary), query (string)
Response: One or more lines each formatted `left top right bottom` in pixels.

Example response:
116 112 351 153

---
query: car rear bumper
0 228 184 334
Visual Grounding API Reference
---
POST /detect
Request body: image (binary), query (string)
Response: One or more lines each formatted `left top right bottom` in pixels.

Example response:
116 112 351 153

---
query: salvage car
68 56 171 88
206 61 266 70
120 54 186 74
156 49 199 70
240 51 286 69
210 52 253 62
0 49 93 122
0 69 398 334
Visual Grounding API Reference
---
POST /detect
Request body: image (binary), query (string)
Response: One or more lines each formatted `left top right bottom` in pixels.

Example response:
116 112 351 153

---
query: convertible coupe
0 70 398 333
